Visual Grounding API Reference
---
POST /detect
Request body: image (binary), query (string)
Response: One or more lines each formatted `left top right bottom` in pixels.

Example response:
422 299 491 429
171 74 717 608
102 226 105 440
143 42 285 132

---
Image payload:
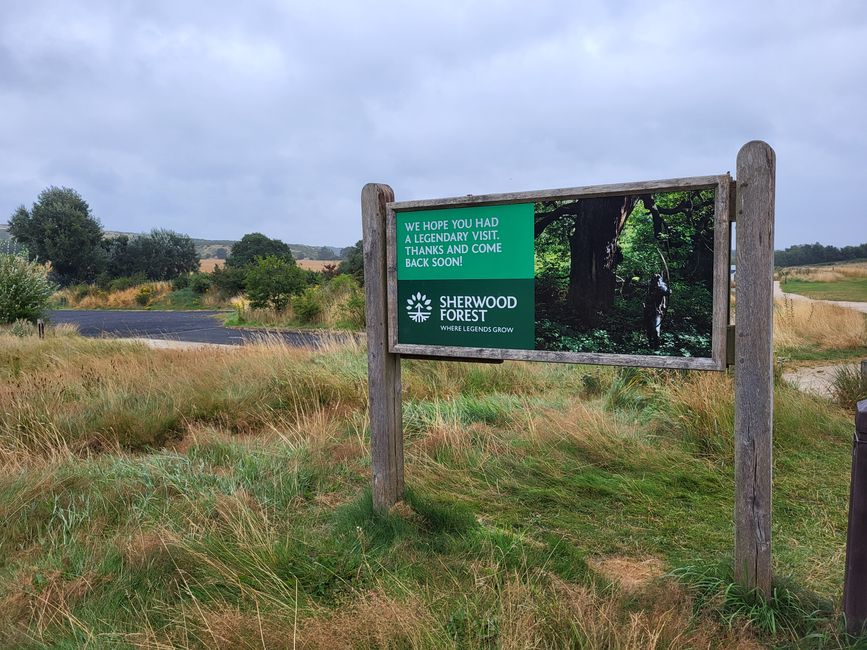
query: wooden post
734 141 776 597
362 183 404 512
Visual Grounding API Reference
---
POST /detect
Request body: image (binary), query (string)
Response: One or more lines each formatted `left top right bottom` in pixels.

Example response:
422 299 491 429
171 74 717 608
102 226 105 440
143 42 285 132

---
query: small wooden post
861 360 867 382
37 319 45 339
362 183 404 512
734 141 776 597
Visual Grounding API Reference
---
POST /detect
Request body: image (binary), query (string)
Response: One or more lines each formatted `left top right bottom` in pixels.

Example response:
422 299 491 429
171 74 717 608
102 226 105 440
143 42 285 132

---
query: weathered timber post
861 360 867 382
734 141 776 597
844 400 867 636
362 183 404 512
37 319 45 339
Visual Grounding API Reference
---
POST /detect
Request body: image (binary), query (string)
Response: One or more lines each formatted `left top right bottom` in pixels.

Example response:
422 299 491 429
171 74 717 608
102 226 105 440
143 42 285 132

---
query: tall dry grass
773 297 867 350
53 282 172 309
0 331 855 647
779 262 867 283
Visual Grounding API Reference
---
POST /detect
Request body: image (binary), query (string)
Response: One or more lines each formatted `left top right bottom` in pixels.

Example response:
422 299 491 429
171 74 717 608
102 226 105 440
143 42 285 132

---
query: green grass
782 278 867 302
0 336 861 647
777 345 867 362
149 288 207 310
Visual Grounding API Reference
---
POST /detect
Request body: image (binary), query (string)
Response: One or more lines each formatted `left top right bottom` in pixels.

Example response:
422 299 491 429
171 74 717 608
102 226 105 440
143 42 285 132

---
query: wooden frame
385 174 732 371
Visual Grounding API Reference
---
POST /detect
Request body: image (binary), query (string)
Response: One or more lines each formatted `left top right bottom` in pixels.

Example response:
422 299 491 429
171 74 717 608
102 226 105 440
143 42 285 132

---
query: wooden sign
386 175 732 370
362 141 775 598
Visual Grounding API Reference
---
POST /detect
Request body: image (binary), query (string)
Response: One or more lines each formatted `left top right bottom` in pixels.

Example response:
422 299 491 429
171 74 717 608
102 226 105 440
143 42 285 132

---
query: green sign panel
396 203 535 349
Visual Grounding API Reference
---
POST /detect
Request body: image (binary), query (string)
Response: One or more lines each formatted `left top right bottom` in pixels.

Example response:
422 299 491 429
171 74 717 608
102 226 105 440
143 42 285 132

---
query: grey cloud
1 0 865 247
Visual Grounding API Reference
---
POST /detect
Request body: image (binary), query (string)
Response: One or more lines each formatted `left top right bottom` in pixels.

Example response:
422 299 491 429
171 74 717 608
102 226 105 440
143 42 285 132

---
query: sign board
387 175 731 370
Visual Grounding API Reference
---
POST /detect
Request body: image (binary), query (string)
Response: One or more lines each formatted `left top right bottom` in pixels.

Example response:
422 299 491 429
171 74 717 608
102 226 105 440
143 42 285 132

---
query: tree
211 263 247 297
0 243 56 323
315 245 338 261
245 256 307 310
213 247 228 260
338 240 364 285
534 197 635 325
533 190 714 327
101 234 132 279
8 186 104 284
123 229 200 280
227 233 295 268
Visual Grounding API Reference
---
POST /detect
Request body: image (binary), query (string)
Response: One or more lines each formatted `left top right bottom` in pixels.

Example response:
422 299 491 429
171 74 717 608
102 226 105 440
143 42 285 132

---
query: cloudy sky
1 1 865 248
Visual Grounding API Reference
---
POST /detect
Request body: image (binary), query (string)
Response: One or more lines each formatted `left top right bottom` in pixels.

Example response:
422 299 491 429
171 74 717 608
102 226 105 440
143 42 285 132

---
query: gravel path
774 281 867 314
772 282 867 396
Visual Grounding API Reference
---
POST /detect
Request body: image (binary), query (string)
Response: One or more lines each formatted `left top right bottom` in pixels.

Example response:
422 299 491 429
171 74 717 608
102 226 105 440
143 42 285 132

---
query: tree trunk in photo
566 197 632 326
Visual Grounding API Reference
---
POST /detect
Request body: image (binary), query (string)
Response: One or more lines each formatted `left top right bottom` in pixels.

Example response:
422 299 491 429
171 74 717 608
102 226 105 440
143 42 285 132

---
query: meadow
780 262 867 302
0 316 864 648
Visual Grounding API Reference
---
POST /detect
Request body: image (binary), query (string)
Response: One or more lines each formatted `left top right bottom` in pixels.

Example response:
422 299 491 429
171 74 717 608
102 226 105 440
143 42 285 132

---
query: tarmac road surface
48 309 341 348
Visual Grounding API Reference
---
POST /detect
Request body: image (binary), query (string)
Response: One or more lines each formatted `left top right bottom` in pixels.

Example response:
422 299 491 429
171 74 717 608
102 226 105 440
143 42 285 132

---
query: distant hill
1 224 343 260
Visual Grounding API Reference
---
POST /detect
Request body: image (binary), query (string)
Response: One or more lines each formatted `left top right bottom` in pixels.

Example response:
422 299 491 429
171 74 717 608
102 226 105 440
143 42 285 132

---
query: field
199 258 225 273
781 278 867 302
0 326 863 648
297 259 339 272
780 262 867 302
201 258 338 273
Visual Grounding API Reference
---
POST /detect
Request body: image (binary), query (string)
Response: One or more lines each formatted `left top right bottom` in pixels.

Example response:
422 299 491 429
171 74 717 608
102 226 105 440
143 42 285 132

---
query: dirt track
773 282 867 396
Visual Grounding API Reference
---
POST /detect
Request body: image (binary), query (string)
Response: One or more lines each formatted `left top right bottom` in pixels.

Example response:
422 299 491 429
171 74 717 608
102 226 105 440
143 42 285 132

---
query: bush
292 286 323 323
245 256 306 310
135 285 157 306
172 274 191 290
831 366 867 408
189 272 212 295
0 244 56 324
345 292 365 328
211 264 247 297
10 318 36 337
109 273 147 293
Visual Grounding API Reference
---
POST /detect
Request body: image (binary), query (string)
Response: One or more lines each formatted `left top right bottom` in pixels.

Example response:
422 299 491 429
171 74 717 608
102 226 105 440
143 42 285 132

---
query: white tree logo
406 292 432 323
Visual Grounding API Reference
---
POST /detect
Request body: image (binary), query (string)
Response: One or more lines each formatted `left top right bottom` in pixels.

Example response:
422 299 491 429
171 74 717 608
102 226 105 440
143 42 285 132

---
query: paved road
48 309 338 347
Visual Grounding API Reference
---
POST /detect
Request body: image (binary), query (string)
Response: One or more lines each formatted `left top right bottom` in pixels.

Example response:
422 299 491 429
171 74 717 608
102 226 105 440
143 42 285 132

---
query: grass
779 261 867 302
53 283 229 311
0 331 861 647
782 278 867 302
830 365 867 407
774 297 867 351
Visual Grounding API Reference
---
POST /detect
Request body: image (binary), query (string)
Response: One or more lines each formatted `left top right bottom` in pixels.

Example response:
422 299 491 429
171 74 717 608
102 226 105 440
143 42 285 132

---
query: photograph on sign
388 177 730 369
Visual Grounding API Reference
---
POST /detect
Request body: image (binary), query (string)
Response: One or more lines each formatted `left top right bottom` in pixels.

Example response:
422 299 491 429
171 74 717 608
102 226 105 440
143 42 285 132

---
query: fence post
734 141 776 597
361 183 404 512
844 400 867 636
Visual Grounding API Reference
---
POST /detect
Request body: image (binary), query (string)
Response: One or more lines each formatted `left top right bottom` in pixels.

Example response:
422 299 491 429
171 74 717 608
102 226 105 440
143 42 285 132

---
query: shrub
10 318 36 337
109 273 147 293
189 272 213 295
0 244 56 324
245 256 306 310
135 285 157 306
70 283 94 301
211 263 247 297
345 292 365 328
293 286 323 323
172 273 191 290
831 366 867 408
